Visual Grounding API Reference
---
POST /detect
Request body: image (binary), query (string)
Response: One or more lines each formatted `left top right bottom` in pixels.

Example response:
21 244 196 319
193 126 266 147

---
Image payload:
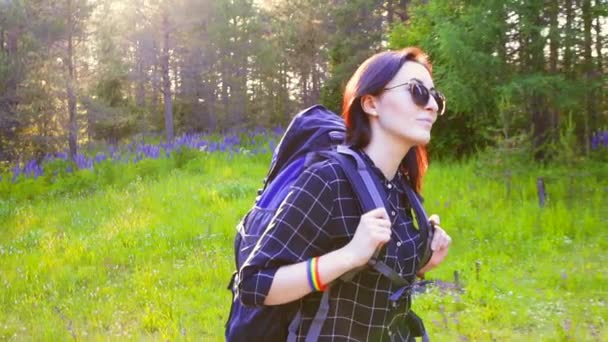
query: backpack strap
334 145 386 213
400 178 435 269
328 146 410 286
287 288 332 342
305 288 331 342
297 146 432 341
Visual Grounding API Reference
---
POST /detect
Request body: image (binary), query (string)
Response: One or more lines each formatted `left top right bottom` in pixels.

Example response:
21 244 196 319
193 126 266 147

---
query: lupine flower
23 159 43 179
268 139 277 153
11 164 21 182
94 153 107 164
7 128 285 182
273 126 284 136
591 134 599 150
74 154 93 170
591 130 608 150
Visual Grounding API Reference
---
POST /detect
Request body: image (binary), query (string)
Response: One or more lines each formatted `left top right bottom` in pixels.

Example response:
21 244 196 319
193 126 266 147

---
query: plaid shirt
239 149 424 341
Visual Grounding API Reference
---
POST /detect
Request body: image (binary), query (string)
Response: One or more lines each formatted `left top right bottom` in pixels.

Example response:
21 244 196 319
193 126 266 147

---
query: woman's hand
340 207 392 269
417 214 451 277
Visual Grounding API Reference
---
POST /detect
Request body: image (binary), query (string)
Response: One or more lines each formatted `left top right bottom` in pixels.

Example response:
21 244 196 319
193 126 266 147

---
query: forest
1 1 607 340
0 0 606 166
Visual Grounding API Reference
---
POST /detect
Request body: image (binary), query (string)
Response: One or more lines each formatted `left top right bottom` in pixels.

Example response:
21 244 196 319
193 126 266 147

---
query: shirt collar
353 147 406 194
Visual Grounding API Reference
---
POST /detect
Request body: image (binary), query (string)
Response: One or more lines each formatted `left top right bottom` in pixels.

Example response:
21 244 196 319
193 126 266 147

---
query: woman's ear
361 95 379 117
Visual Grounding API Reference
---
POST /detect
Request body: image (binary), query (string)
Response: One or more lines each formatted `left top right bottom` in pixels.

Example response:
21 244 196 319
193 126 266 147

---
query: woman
238 47 452 341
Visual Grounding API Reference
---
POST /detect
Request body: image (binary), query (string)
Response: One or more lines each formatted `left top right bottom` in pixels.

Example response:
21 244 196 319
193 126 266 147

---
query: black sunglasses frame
384 80 446 115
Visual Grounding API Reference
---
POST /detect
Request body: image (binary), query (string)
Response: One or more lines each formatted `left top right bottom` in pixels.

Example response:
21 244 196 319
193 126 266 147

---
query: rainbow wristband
307 257 326 292
306 258 316 291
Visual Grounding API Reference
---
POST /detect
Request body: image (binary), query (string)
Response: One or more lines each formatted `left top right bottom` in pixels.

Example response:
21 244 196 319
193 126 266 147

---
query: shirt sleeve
237 162 337 306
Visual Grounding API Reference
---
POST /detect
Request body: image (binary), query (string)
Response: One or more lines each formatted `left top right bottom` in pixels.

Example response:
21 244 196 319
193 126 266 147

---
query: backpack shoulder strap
301 146 428 341
401 178 435 269
320 146 408 286
331 146 386 212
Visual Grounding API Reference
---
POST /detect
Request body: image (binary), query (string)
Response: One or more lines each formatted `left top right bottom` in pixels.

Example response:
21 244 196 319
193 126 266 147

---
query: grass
0 151 606 341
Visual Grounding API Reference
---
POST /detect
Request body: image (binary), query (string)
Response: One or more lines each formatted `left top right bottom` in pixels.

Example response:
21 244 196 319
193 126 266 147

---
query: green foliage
320 0 384 113
473 132 535 178
0 152 606 340
171 148 202 169
49 169 99 198
2 0 606 166
544 113 580 166
388 0 606 161
0 148 223 203
41 158 73 182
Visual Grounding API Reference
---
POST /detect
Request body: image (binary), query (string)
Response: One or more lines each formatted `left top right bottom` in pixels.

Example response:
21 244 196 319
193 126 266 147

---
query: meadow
0 143 607 341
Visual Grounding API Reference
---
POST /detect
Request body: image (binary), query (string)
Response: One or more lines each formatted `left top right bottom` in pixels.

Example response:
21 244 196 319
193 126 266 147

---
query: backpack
225 105 434 341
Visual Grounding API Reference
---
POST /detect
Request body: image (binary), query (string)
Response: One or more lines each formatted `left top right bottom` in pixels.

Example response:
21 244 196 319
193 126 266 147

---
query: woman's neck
362 131 413 181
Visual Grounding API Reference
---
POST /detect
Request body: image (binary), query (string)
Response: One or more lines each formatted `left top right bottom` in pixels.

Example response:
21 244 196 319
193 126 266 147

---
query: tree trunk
594 1 603 123
5 28 19 107
311 53 320 104
67 0 78 161
563 0 574 77
161 9 174 142
135 39 147 136
1 27 20 162
233 54 246 127
594 2 603 72
396 0 410 22
281 61 290 120
151 41 159 129
548 0 558 73
204 79 216 131
582 0 595 154
221 59 230 127
300 69 309 107
528 3 549 161
548 0 559 137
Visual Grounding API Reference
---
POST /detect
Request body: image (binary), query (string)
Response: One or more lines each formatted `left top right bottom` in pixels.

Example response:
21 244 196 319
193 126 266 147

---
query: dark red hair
342 47 431 192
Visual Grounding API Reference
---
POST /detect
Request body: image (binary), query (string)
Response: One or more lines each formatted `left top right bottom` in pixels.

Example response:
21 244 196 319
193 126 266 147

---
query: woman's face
372 61 440 146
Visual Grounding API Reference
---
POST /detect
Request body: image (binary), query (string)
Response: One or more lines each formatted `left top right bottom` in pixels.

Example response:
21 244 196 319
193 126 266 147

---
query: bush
50 169 98 198
171 148 201 169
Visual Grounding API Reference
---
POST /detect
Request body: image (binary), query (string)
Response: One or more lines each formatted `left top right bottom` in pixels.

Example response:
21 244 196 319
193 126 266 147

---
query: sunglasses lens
411 84 429 107
434 92 446 115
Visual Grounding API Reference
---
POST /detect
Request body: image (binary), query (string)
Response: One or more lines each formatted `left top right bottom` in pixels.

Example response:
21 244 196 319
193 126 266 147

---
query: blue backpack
225 105 433 341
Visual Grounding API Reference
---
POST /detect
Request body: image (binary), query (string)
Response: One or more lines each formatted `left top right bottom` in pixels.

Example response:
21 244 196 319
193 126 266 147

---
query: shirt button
396 241 402 247
391 210 396 216
387 183 393 189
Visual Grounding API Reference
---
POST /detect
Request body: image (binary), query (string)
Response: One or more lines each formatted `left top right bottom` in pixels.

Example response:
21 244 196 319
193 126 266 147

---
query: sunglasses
384 79 446 115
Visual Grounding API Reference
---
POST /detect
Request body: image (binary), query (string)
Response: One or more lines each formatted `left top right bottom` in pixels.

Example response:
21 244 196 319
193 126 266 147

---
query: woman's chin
410 132 431 146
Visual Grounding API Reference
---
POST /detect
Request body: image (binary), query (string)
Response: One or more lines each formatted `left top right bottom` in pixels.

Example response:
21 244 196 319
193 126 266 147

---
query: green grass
0 152 606 341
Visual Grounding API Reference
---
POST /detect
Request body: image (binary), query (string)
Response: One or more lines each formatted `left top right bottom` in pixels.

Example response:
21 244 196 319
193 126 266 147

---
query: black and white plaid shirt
239 149 425 341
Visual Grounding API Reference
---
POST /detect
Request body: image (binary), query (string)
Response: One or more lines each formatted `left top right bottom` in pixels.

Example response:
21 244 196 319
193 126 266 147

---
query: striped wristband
307 257 326 292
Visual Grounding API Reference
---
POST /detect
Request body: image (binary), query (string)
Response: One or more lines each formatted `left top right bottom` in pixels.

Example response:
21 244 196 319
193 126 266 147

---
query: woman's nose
425 95 439 113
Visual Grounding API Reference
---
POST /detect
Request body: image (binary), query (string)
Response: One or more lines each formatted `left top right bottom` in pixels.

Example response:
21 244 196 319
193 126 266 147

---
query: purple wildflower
94 153 107 164
11 164 21 182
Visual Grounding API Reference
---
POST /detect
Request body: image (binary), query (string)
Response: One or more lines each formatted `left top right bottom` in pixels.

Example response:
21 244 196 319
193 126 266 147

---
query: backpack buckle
367 257 378 267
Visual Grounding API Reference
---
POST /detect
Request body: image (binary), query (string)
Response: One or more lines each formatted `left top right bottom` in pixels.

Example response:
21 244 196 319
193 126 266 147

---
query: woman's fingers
429 214 440 226
366 207 389 220
430 225 451 251
369 218 391 229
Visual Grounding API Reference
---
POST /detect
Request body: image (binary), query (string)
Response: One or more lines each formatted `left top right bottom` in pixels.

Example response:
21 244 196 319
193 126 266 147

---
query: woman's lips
416 118 434 128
